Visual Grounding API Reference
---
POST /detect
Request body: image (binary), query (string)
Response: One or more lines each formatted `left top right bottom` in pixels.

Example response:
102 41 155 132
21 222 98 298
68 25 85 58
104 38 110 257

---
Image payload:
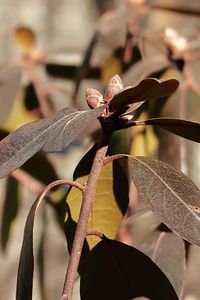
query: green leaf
128 156 200 246
0 105 105 179
16 192 45 300
80 238 178 300
67 160 129 248
109 78 179 112
1 176 19 251
144 117 200 143
140 231 185 298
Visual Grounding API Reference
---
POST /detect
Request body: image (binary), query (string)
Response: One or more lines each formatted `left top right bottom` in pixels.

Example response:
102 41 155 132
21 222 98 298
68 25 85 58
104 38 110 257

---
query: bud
104 74 123 102
86 88 103 109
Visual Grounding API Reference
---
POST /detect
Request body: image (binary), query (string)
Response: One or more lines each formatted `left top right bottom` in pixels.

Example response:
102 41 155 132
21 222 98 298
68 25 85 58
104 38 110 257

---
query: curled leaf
109 78 179 112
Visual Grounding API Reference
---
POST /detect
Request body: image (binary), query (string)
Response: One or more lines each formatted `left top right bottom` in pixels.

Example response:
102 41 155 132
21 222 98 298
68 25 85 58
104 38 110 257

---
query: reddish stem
62 135 111 299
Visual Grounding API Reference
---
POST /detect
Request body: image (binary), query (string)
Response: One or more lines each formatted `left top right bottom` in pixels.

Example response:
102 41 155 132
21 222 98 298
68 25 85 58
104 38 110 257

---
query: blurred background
0 0 200 299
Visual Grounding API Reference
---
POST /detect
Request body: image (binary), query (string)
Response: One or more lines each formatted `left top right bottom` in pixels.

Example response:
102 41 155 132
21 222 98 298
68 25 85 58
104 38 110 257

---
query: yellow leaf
14 26 36 54
67 161 128 249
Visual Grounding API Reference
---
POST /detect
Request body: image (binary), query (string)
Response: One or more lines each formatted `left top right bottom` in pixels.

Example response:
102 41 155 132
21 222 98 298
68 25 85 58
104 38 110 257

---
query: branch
62 135 111 299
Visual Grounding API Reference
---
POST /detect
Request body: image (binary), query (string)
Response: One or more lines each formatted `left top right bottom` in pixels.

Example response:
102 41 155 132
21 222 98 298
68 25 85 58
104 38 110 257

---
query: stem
62 135 111 299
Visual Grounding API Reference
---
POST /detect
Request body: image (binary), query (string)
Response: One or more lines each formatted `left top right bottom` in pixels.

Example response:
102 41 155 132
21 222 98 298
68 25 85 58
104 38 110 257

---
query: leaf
109 78 179 112
0 67 21 125
67 159 129 248
122 56 170 86
21 153 58 185
184 57 200 95
150 1 200 16
14 26 36 54
124 209 161 247
80 238 178 300
16 193 44 300
128 156 200 246
0 105 105 179
144 117 200 143
1 176 19 251
140 231 185 298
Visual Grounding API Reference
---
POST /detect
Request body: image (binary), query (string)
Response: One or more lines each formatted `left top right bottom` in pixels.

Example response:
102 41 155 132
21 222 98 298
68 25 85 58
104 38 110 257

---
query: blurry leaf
0 106 105 179
140 36 168 58
73 33 98 98
67 160 129 248
128 156 200 246
122 56 170 87
123 208 161 247
144 117 200 143
16 192 44 300
1 176 19 251
140 231 185 298
22 153 58 185
0 67 21 126
109 78 179 111
150 1 200 16
184 57 200 95
80 238 178 300
24 83 39 110
14 26 36 54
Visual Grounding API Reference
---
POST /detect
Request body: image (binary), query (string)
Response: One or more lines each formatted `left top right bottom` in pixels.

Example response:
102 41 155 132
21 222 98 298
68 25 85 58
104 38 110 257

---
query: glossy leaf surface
128 156 200 246
144 117 200 143
109 78 179 111
140 231 185 298
80 238 178 300
0 106 104 179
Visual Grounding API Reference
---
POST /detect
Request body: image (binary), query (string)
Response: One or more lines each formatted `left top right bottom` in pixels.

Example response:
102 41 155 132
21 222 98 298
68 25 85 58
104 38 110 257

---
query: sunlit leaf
1 176 19 251
109 78 179 111
140 231 185 298
14 26 36 54
0 106 105 179
0 67 21 126
80 238 178 299
67 160 129 248
128 156 200 246
144 117 200 143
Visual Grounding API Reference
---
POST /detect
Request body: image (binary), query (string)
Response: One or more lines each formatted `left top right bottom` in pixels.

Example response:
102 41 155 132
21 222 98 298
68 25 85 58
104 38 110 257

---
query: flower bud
86 88 103 109
104 74 123 102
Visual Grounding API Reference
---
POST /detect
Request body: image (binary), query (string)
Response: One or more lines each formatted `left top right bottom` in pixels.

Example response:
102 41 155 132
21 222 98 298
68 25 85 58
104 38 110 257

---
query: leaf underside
128 156 200 247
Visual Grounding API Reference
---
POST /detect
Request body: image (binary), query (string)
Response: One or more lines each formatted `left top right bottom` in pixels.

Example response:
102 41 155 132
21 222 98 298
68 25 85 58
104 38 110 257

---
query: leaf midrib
133 157 200 221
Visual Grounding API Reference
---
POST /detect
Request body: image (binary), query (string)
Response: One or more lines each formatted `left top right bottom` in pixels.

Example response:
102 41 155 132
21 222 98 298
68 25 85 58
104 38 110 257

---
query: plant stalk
62 134 111 299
